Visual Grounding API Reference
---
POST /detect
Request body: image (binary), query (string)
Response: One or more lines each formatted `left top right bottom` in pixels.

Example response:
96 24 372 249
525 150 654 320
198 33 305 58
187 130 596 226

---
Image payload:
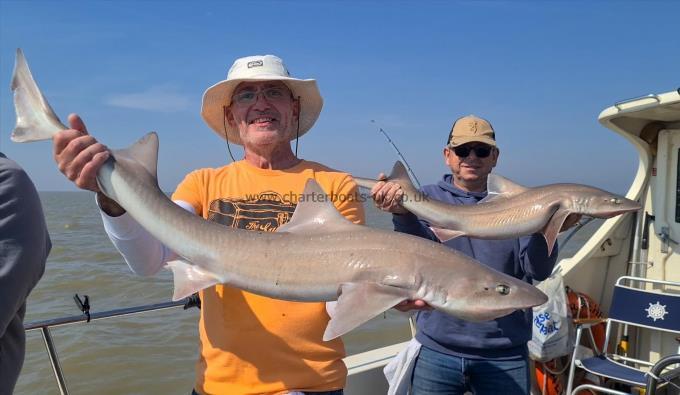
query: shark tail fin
11 48 68 143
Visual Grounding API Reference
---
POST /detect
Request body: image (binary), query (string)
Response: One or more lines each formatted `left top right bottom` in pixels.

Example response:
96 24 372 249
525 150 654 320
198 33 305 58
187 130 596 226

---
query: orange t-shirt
172 160 365 395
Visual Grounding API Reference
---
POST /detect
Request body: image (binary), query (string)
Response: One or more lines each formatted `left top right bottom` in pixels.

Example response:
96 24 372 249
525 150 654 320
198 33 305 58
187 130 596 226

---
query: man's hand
394 299 432 312
371 173 408 214
53 113 125 216
53 114 110 192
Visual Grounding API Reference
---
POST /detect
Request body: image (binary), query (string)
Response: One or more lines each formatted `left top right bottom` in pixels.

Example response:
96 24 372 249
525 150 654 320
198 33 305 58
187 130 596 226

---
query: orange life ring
566 288 606 353
535 360 564 395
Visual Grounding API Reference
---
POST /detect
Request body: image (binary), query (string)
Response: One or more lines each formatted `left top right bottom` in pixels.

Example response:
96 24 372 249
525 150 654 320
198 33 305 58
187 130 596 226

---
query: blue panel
609 286 680 332
580 355 647 385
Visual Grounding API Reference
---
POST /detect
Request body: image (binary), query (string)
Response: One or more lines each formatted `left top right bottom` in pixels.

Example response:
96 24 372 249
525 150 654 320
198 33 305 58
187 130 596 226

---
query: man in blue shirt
373 115 572 394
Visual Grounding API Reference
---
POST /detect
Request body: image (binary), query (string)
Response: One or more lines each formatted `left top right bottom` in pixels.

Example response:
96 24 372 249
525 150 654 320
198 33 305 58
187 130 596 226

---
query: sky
0 1 678 194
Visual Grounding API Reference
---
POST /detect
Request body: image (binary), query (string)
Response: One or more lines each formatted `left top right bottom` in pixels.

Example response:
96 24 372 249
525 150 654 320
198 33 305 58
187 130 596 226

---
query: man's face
444 142 499 188
226 81 298 148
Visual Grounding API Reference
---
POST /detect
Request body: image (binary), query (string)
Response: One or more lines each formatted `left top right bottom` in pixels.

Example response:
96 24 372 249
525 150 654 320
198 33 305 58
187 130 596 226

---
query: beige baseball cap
447 115 497 147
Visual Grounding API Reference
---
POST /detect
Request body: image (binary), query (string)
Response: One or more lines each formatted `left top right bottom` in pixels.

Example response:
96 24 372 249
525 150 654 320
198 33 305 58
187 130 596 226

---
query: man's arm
519 214 581 281
370 175 438 241
392 212 438 241
519 234 558 282
50 113 169 275
51 113 189 276
0 156 49 333
98 200 198 277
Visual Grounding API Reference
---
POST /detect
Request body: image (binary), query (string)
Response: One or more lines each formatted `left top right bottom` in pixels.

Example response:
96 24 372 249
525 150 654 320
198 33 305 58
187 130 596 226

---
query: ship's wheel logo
646 301 668 322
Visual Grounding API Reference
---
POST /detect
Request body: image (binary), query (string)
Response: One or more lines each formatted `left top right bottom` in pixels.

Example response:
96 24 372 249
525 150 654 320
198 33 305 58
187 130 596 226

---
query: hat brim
450 136 497 148
200 76 323 145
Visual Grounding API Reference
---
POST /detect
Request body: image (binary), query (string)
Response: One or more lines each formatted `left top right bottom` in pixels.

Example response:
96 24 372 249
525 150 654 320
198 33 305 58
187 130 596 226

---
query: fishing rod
370 120 421 337
370 120 422 189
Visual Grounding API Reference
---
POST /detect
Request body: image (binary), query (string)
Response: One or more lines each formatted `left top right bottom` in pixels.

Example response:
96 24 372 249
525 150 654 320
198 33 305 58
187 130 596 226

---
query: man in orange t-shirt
52 55 365 395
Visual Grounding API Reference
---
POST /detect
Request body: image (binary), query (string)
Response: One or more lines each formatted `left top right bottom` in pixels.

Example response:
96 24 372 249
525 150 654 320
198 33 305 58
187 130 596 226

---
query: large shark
355 162 641 255
11 49 547 340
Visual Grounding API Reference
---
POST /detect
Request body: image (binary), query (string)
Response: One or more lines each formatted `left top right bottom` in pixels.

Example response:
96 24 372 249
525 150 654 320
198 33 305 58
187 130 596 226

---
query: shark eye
609 198 621 205
496 284 511 296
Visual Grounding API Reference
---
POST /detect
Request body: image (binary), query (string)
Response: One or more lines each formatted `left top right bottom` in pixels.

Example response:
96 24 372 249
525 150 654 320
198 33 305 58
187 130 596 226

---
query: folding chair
566 276 680 395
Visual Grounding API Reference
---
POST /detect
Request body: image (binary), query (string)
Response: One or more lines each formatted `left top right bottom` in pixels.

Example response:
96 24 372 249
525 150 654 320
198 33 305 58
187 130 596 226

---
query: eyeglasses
232 87 291 105
451 145 493 158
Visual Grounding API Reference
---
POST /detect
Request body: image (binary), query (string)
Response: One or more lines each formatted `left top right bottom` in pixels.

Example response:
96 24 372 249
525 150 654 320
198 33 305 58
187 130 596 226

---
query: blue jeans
411 345 529 395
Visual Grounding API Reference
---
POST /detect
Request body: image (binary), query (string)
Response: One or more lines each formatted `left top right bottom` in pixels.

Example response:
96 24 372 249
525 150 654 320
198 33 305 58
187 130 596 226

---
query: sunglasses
451 145 493 158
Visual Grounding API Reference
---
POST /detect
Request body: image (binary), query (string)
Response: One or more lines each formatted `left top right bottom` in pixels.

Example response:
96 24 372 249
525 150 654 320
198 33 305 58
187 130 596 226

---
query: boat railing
23 294 200 395
614 93 661 111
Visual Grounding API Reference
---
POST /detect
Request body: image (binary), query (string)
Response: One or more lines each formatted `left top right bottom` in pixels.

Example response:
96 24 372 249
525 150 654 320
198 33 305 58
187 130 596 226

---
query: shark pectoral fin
481 174 529 203
323 282 408 341
430 226 466 242
165 259 221 301
541 209 571 255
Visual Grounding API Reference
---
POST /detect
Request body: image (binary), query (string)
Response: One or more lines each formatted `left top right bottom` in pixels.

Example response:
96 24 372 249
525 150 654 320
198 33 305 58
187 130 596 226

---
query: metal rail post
40 327 69 395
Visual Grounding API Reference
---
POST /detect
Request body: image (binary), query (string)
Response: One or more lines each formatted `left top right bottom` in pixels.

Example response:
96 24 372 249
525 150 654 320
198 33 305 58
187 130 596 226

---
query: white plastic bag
527 273 574 362
383 338 421 395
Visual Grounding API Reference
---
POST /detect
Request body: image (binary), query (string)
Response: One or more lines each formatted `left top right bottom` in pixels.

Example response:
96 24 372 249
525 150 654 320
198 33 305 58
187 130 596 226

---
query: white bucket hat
201 55 323 145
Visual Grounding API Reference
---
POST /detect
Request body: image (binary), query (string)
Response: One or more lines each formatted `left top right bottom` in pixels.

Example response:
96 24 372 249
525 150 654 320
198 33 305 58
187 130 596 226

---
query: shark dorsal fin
388 161 414 184
481 174 529 203
277 179 357 234
353 161 417 193
113 132 159 180
384 161 420 195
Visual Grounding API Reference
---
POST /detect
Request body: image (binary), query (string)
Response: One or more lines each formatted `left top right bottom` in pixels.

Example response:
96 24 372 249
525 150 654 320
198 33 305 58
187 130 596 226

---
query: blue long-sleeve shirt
393 174 557 359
